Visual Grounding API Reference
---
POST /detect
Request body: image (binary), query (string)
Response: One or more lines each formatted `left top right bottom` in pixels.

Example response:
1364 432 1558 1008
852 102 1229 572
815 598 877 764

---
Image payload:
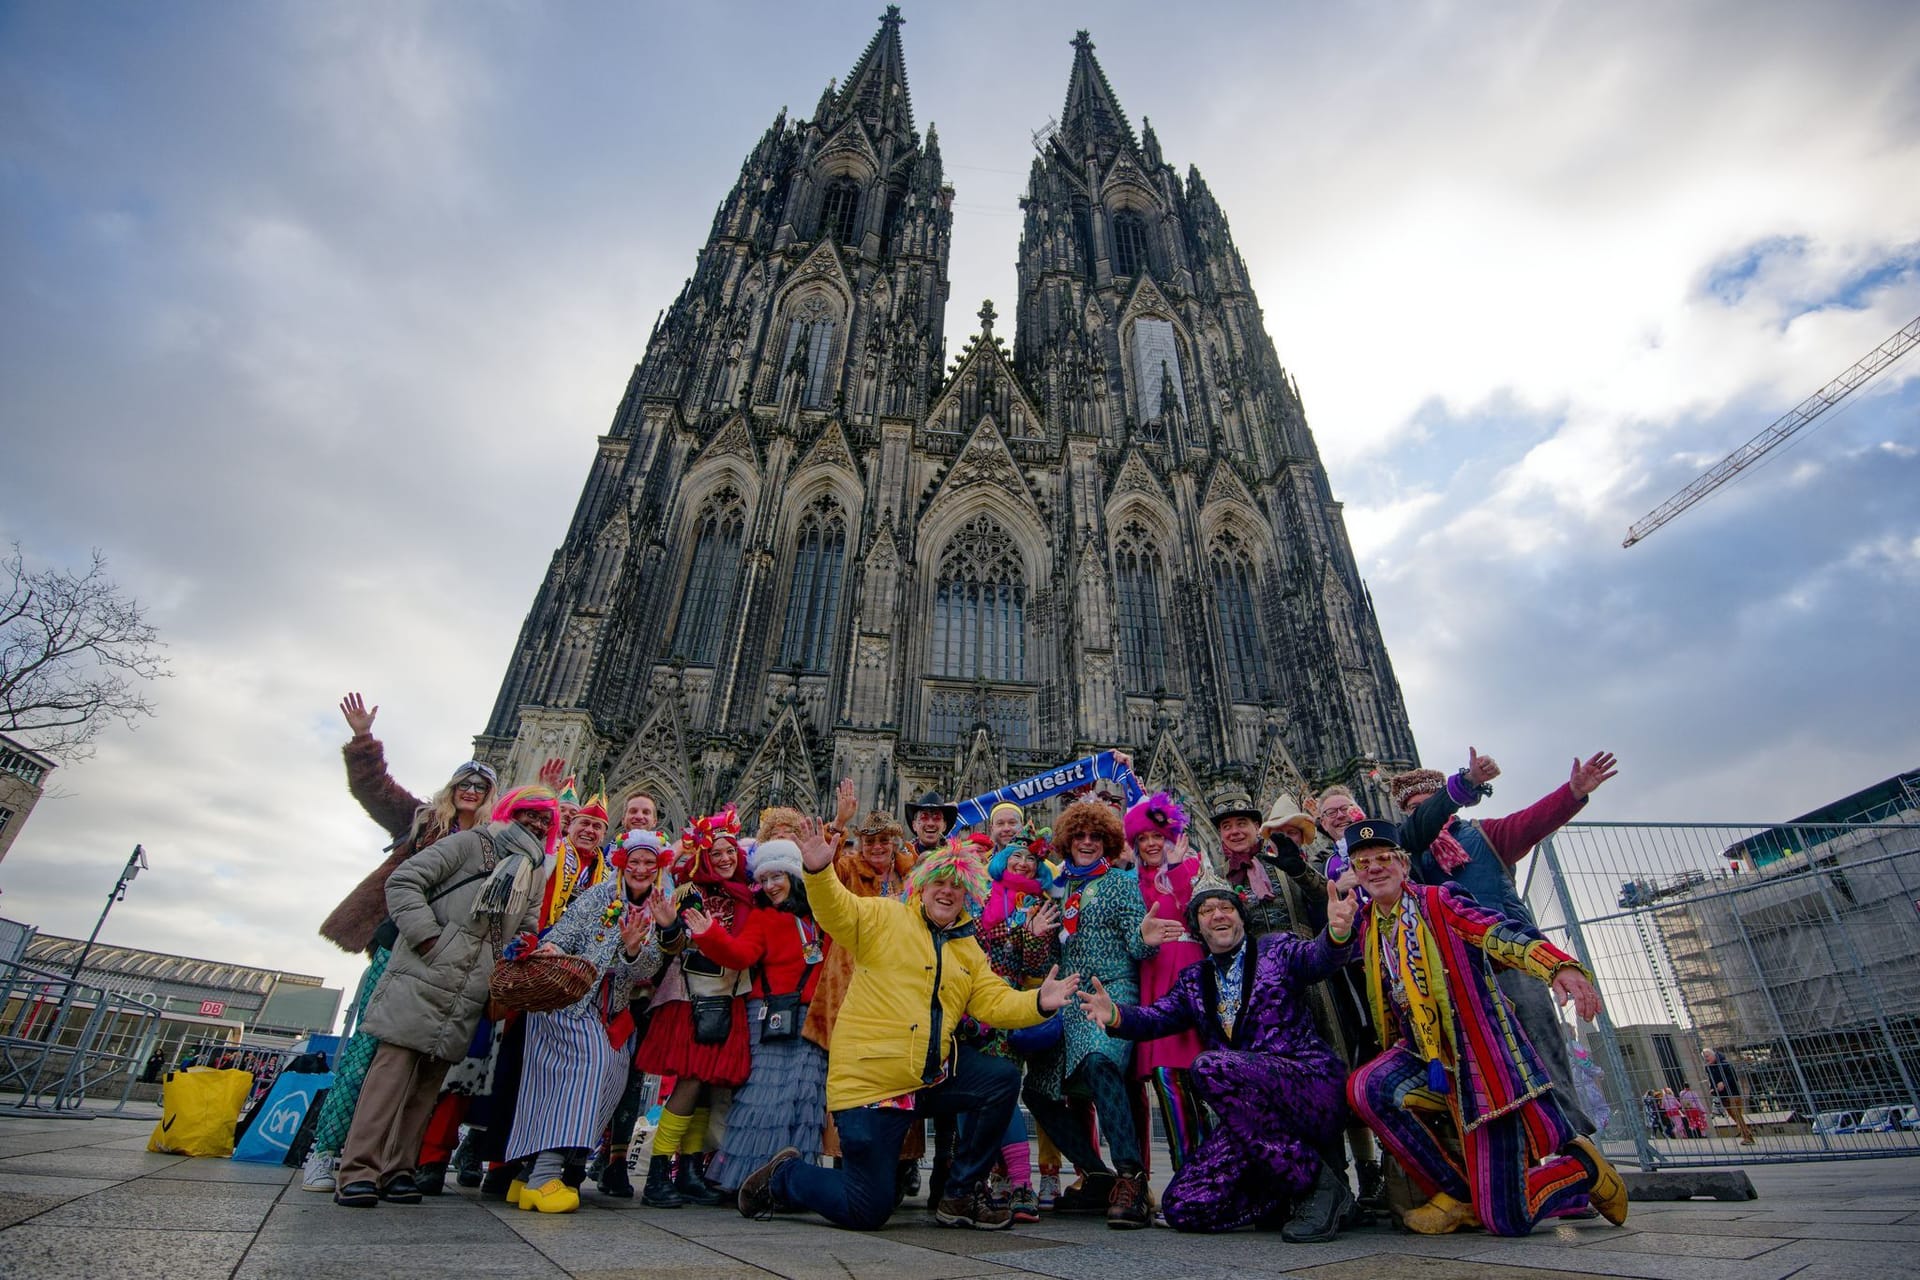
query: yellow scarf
1375 896 1454 1092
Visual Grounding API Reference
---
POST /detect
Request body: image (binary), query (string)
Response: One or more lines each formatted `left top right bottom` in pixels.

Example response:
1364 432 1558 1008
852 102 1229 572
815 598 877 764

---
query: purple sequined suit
1108 929 1356 1231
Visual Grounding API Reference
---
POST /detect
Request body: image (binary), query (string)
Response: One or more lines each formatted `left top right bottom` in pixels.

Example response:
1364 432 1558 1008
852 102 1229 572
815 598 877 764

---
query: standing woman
636 806 756 1206
505 829 672 1212
688 839 832 1191
306 692 509 1193
1024 798 1158 1229
1126 794 1208 1175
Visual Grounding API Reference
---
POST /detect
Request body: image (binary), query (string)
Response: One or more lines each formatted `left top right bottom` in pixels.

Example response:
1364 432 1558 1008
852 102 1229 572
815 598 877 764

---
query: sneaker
987 1171 1012 1210
1105 1171 1151 1230
1053 1172 1115 1216
333 1180 379 1209
737 1147 802 1220
1010 1184 1040 1223
1037 1172 1060 1209
301 1150 338 1193
936 1182 1013 1230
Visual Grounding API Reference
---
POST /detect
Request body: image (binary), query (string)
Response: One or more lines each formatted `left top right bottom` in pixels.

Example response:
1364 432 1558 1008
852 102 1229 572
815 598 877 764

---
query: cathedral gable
1201 457 1259 513
695 413 764 472
609 696 695 832
788 239 856 304
816 116 882 179
1105 446 1170 507
797 419 862 480
731 703 820 814
1120 276 1181 326
928 416 1039 515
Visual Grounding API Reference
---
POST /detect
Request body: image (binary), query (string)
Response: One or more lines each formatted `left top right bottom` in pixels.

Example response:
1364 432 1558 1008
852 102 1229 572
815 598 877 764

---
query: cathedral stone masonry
477 8 1420 849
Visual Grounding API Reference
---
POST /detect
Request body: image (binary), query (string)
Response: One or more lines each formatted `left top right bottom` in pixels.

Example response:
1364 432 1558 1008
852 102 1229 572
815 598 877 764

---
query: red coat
692 908 830 1002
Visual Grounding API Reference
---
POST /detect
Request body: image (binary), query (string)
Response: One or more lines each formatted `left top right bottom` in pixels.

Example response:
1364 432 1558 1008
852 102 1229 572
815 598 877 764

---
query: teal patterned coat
1030 868 1155 1098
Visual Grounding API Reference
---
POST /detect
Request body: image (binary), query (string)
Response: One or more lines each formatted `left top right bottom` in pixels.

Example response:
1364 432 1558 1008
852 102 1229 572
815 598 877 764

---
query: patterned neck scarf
1429 817 1472 874
1058 856 1110 937
1378 894 1450 1092
1212 940 1248 1039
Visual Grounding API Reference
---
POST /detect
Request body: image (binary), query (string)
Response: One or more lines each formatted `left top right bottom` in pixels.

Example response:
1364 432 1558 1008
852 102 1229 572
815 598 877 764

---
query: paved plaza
2 1112 1917 1279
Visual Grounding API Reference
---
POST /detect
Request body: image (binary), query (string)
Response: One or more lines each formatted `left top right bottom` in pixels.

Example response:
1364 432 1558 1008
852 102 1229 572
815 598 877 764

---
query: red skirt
636 997 750 1087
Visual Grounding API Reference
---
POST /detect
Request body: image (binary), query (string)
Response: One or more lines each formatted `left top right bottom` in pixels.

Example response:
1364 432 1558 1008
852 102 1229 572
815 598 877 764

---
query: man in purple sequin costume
1075 865 1362 1240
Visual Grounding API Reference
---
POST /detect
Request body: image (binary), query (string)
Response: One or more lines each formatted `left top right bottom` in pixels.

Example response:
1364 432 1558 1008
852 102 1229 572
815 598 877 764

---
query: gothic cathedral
475 9 1419 844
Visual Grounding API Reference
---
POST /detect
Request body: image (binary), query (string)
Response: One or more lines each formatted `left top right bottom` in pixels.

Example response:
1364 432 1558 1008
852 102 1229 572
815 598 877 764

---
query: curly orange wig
1054 798 1125 863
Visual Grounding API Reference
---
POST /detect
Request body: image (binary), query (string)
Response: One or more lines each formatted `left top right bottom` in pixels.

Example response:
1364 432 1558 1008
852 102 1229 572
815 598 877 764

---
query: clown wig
489 784 561 859
1054 798 1126 863
910 840 991 906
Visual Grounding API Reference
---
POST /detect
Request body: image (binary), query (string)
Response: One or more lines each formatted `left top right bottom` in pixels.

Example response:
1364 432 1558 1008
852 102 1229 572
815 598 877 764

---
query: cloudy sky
3 1 1917 1004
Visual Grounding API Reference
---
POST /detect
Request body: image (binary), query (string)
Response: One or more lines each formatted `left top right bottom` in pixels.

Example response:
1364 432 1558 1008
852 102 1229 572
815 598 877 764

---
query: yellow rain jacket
806 863 1048 1111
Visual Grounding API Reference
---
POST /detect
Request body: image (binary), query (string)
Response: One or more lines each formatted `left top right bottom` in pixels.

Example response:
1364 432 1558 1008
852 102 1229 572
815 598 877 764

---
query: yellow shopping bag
147 1067 254 1157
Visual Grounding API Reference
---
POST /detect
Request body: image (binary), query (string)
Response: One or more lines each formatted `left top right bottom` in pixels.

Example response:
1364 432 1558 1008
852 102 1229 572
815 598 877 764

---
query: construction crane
1623 312 1920 547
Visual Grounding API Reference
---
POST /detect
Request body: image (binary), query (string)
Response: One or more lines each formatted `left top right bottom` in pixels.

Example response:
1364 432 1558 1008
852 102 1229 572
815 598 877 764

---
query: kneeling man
1076 867 1360 1239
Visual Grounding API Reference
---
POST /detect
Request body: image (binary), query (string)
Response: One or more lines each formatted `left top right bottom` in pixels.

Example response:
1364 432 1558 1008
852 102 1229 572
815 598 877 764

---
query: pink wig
490 784 561 859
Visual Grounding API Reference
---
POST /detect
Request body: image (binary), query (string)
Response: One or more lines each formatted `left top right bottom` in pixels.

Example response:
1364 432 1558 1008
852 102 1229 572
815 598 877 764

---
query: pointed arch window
779 305 838 409
671 487 746 665
1114 522 1170 692
1112 210 1150 277
822 177 862 247
1211 534 1265 702
931 514 1028 681
778 496 848 671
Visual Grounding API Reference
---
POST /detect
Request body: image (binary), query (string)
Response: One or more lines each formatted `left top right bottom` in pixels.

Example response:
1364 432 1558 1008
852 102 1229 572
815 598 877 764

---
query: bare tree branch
0 544 170 762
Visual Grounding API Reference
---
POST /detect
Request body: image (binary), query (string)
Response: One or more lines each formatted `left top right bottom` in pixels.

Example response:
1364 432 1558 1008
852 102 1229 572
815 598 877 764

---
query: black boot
1281 1161 1356 1244
1355 1158 1387 1213
641 1155 685 1208
599 1152 635 1199
453 1133 483 1189
479 1162 519 1202
925 1156 951 1208
414 1162 447 1196
676 1152 725 1206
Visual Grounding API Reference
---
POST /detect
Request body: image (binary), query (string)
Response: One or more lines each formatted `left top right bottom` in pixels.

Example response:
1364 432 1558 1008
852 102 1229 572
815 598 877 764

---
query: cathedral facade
475 8 1419 846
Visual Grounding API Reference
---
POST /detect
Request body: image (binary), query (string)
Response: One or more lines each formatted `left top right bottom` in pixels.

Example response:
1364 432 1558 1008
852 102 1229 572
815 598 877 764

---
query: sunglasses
1350 850 1401 871
450 760 499 789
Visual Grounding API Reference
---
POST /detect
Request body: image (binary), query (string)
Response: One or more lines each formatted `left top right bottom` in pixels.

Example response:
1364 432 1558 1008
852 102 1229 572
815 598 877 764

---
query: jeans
776 1046 1020 1230
1025 1054 1141 1174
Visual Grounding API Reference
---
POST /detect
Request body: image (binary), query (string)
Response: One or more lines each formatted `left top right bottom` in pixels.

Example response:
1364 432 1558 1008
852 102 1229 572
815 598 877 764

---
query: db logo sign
199 1000 225 1017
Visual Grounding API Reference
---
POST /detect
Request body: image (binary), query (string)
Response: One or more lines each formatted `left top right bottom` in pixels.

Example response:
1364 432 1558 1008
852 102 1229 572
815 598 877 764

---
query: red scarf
1430 818 1471 874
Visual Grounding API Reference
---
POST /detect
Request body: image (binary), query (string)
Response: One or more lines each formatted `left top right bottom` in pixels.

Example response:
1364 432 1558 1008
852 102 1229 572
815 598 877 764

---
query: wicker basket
488 953 597 1014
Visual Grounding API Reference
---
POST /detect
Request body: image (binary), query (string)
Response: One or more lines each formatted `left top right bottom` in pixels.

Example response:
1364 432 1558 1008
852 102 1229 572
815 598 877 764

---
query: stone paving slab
8 1113 1920 1278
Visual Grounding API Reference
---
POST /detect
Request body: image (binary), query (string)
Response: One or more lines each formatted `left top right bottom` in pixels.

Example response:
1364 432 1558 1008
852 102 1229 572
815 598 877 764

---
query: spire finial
978 299 997 338
1073 29 1094 52
882 3 903 27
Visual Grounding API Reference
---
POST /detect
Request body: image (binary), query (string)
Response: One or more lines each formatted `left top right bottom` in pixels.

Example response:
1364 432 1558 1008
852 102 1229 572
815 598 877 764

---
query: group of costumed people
312 691 1629 1239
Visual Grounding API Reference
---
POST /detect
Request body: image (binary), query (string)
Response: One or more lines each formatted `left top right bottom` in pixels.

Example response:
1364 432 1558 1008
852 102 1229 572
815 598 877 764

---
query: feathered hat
911 838 990 905
1123 792 1188 847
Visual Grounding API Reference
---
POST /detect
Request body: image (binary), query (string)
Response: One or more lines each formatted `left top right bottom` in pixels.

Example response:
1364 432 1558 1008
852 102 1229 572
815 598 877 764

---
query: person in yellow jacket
736 810 1081 1231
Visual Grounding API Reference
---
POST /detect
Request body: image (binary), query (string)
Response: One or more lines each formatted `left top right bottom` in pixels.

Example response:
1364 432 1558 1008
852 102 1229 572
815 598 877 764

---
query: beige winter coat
360 821 544 1061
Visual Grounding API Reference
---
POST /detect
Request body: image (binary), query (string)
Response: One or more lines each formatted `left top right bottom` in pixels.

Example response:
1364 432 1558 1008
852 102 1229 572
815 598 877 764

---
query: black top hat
904 790 960 825
1345 818 1402 854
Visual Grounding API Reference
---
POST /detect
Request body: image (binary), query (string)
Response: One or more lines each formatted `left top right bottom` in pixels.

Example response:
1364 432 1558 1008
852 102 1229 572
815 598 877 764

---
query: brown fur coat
318 735 450 955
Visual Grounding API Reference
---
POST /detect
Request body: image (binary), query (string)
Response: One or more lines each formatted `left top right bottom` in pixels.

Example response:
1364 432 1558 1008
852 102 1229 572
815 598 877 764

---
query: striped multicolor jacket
1357 883 1585 1133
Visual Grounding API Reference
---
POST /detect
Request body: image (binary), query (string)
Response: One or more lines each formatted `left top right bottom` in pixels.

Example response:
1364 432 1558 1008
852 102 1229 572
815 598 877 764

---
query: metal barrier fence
0 952 162 1115
1522 819 1920 1168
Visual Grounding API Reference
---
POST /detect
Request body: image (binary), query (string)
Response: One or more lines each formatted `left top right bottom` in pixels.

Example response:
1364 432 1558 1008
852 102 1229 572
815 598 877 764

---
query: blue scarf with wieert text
950 750 1144 833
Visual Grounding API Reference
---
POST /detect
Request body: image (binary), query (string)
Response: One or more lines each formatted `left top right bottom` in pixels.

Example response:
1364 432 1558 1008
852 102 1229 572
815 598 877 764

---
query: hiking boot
1053 1171 1115 1215
1280 1161 1355 1243
1010 1183 1041 1223
987 1170 1012 1210
332 1179 378 1208
1402 1192 1480 1235
1037 1171 1060 1209
598 1155 635 1199
414 1162 447 1197
378 1172 422 1205
737 1146 801 1220
641 1155 686 1208
675 1152 725 1206
301 1150 337 1193
1106 1170 1150 1230
1566 1135 1628 1225
936 1181 1013 1230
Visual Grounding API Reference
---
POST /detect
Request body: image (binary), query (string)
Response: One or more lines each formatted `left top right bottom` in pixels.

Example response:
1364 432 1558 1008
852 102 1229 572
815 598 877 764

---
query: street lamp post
69 845 148 985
